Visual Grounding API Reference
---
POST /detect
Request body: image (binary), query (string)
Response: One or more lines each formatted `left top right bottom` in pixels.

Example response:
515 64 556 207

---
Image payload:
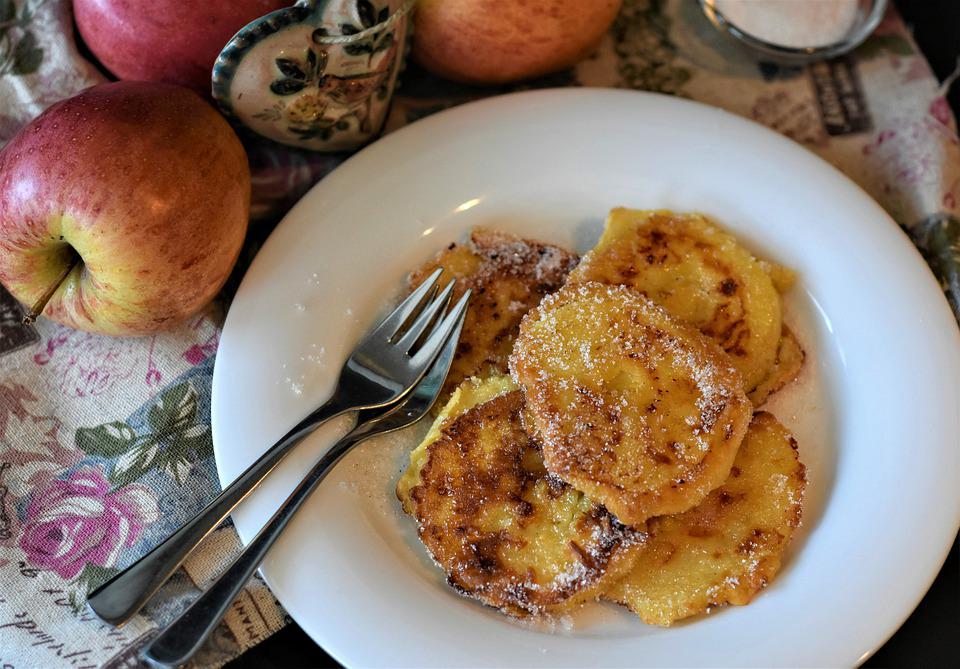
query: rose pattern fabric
0 342 285 667
19 467 158 579
0 0 958 668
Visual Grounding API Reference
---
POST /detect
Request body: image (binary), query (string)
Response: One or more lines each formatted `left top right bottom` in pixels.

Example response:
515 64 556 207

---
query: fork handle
141 424 362 668
87 395 352 627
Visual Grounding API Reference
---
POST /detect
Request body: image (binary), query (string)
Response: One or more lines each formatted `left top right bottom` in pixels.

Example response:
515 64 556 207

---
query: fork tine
371 267 442 341
418 299 468 408
410 289 472 369
395 278 457 353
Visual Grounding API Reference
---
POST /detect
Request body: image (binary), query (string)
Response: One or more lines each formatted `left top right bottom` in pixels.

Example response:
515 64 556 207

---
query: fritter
397 375 645 616
606 412 806 626
510 282 752 527
408 228 578 406
567 209 783 392
748 327 805 406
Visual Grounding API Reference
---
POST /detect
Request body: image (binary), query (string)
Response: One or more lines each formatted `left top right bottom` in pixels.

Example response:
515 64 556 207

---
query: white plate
212 89 960 667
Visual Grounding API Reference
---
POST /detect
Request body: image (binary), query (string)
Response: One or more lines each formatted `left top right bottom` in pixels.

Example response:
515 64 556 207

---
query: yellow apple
412 0 622 85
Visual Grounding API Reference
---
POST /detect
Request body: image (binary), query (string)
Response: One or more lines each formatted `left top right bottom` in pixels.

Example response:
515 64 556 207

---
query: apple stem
22 256 80 325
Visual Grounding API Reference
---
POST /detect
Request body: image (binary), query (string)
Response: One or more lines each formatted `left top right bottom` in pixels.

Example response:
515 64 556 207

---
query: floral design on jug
217 0 410 151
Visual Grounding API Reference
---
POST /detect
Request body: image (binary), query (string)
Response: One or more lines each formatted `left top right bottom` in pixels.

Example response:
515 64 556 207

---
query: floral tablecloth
0 1 957 667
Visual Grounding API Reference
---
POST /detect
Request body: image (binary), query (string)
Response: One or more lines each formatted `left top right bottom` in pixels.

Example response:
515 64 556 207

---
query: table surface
227 2 960 666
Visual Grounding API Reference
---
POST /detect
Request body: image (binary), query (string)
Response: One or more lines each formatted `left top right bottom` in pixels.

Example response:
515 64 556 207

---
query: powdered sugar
510 281 750 525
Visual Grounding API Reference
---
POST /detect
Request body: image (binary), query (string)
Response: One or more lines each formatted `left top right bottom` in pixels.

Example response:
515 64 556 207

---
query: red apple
412 0 622 85
74 0 289 94
0 81 250 335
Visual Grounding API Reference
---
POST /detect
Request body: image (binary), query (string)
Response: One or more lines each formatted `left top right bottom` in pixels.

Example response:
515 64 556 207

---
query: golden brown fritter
748 327 805 406
397 376 645 616
568 209 783 392
408 229 578 407
606 412 806 626
510 282 752 527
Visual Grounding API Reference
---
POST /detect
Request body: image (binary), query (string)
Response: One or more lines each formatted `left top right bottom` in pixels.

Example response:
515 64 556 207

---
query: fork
88 268 463 626
141 292 469 668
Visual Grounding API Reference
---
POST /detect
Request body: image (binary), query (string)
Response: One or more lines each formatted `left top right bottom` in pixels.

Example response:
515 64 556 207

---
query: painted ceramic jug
213 0 413 152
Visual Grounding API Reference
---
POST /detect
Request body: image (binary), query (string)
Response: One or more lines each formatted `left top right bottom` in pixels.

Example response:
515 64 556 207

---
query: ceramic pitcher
213 0 413 152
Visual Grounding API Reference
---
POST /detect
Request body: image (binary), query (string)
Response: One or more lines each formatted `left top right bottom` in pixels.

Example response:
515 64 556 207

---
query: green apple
0 81 250 335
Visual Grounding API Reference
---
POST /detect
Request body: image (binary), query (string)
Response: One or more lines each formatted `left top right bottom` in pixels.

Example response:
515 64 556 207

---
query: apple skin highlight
412 0 622 85
0 81 251 336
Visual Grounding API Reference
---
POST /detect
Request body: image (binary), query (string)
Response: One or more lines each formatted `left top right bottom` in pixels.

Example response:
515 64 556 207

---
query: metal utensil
141 292 469 668
89 268 461 626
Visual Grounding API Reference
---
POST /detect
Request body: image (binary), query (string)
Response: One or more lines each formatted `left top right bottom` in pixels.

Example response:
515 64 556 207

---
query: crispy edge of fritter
407 229 579 408
605 411 806 626
749 326 805 406
396 375 516 513
510 281 752 528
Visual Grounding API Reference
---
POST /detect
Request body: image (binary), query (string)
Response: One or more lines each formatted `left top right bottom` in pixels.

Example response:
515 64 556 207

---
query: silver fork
141 296 468 668
88 268 465 626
